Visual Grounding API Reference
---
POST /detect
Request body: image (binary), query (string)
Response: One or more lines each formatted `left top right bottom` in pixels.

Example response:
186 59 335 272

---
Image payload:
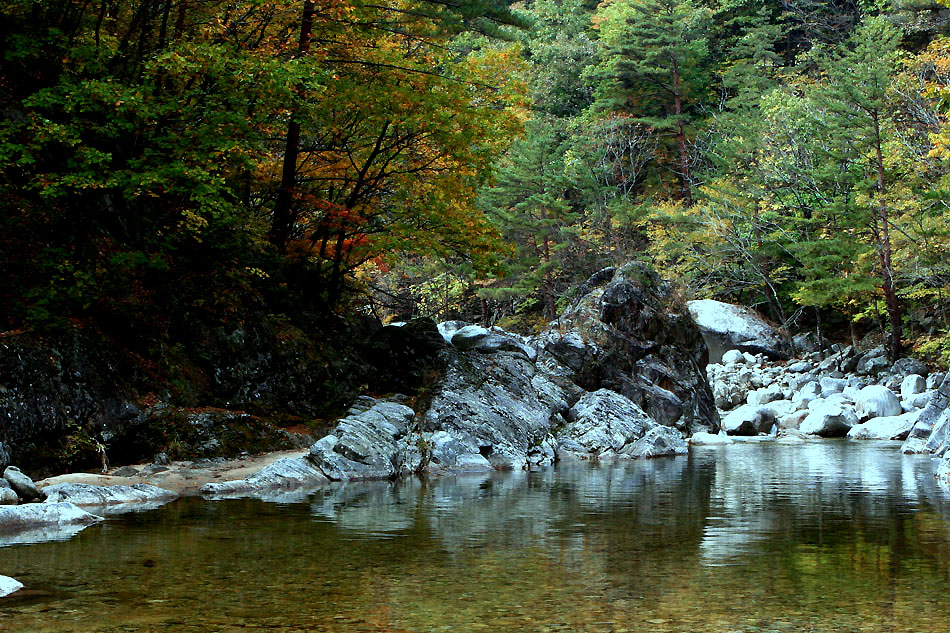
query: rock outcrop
536 264 719 435
201 457 329 497
201 265 718 496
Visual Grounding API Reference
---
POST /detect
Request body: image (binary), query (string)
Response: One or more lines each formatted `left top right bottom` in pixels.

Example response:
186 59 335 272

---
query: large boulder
536 264 719 435
309 401 419 480
0 480 17 505
0 502 102 530
556 389 656 460
686 299 791 362
41 483 177 507
855 385 902 420
421 349 567 469
847 410 921 441
800 403 855 437
721 404 775 436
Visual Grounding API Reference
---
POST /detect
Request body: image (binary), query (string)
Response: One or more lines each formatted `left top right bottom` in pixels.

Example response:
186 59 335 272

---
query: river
1 440 949 632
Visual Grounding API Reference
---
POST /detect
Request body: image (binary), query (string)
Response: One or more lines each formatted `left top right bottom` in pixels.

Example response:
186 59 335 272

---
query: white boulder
856 385 902 419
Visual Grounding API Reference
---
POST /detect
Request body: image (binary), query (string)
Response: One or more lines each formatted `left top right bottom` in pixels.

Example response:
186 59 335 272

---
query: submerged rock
0 575 23 598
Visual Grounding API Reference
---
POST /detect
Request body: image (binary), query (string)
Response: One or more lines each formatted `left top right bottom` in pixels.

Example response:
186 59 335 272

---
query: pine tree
593 0 712 201
811 16 904 359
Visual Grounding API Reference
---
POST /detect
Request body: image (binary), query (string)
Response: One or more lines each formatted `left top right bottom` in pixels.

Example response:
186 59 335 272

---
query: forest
3 0 950 373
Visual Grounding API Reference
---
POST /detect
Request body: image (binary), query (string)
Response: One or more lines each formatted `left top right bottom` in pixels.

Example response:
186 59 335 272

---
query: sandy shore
36 449 310 495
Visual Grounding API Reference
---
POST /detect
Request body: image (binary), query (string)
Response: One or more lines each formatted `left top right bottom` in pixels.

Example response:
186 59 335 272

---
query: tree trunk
268 0 315 251
671 59 691 203
872 112 902 361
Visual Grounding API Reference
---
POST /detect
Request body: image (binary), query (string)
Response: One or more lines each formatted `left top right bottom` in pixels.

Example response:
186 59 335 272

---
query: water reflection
1 442 950 633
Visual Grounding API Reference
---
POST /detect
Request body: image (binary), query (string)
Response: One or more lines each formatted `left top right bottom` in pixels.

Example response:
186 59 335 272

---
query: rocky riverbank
4 265 950 601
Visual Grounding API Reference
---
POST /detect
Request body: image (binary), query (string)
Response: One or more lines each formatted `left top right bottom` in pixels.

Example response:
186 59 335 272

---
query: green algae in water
1 442 950 632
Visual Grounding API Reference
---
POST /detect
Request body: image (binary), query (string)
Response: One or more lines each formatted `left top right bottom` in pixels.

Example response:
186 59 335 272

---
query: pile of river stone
707 344 941 440
0 466 48 505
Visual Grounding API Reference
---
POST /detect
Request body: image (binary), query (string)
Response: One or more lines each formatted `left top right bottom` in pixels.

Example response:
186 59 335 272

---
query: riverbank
36 448 310 496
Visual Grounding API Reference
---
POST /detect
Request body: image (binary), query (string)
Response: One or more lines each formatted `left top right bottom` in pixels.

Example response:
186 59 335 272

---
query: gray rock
819 377 847 396
927 373 946 390
0 479 17 505
437 320 470 344
777 409 809 430
423 349 566 469
0 502 102 530
764 399 794 419
847 410 921 441
153 452 170 465
855 385 902 419
450 325 491 349
904 390 933 410
901 375 927 401
800 403 854 437
3 466 46 502
721 349 746 364
557 390 656 460
41 483 178 507
892 357 928 377
201 457 329 497
857 354 890 376
110 466 140 478
792 333 821 353
787 360 814 373
425 431 493 472
686 299 791 362
713 380 746 410
309 401 418 480
722 404 775 436
622 426 688 458
543 264 719 434
0 575 23 598
747 385 784 406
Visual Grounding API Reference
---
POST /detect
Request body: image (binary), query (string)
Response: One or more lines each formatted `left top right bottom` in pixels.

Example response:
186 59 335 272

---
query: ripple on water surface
1 441 950 633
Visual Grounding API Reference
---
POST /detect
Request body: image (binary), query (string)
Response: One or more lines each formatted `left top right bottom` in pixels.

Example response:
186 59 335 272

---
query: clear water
2 441 950 633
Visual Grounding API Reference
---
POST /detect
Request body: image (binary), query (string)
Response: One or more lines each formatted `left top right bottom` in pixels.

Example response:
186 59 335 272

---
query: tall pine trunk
873 113 902 360
269 0 315 252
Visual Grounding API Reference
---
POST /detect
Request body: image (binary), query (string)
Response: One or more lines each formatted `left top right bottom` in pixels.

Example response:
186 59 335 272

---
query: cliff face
0 316 374 476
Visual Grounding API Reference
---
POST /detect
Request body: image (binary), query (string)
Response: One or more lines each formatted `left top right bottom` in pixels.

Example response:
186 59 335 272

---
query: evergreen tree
810 16 905 359
592 0 713 201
